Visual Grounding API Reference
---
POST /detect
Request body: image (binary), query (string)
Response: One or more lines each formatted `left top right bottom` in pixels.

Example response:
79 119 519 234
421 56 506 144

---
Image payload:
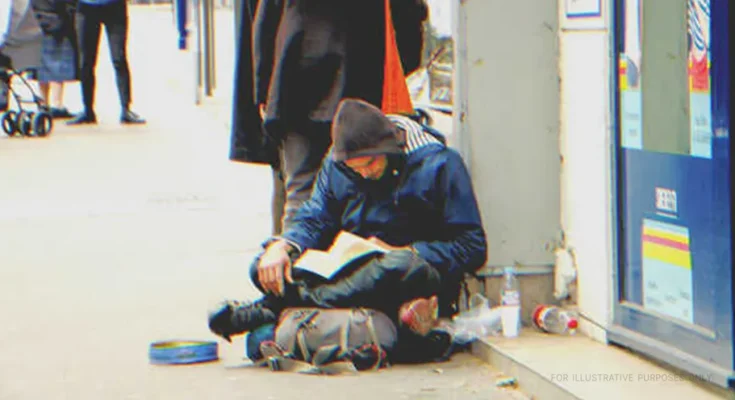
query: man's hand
367 236 410 252
257 240 294 296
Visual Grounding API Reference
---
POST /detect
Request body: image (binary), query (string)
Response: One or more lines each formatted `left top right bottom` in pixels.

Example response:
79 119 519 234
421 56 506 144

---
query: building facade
454 0 733 389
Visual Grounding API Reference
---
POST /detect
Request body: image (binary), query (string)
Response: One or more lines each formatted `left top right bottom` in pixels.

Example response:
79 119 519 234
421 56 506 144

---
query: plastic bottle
532 304 579 335
500 266 521 337
446 293 502 344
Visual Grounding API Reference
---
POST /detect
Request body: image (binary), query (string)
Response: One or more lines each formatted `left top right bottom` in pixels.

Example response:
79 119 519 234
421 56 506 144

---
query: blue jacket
281 117 487 291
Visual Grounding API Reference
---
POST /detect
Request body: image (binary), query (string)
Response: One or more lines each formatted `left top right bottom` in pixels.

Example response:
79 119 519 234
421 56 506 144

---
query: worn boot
207 297 281 342
294 250 442 317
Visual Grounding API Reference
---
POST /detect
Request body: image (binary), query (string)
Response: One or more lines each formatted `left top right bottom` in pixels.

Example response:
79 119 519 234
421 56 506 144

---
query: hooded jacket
280 115 487 315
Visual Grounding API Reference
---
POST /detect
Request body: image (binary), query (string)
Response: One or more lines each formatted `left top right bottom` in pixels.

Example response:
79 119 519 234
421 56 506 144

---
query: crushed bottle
532 304 579 335
440 293 502 345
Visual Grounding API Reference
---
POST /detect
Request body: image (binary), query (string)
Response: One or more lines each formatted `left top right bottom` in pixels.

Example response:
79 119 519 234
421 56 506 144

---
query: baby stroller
0 52 53 137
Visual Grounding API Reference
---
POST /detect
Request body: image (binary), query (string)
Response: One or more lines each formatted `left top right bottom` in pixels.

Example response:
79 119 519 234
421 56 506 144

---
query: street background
0 6 528 400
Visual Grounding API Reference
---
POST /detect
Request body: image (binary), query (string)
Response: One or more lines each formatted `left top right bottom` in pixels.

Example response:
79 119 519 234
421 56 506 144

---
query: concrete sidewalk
0 6 528 400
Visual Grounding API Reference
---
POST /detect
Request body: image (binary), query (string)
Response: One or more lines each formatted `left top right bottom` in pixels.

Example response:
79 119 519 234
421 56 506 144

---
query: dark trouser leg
207 252 328 340
271 167 286 235
100 0 131 110
247 250 441 317
76 3 102 113
278 123 332 231
297 250 441 320
213 250 440 340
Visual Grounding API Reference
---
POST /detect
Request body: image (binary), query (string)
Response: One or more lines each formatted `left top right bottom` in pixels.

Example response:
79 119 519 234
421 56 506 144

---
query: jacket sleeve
279 159 342 252
411 150 488 276
252 0 281 105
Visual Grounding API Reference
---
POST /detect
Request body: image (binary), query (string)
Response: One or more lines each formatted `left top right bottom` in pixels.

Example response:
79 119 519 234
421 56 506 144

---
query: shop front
609 0 734 388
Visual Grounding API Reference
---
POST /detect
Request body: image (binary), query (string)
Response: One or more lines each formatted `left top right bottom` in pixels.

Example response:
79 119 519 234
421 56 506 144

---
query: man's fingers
265 265 277 293
257 264 267 292
261 264 274 294
274 263 284 296
284 260 293 284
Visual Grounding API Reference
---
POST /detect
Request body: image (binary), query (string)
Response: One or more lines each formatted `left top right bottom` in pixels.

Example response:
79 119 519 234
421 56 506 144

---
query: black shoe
207 298 278 342
50 107 73 119
66 112 97 125
120 109 146 124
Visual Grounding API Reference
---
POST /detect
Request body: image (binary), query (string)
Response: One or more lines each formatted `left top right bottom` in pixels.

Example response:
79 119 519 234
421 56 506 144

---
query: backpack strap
365 311 384 371
293 309 320 362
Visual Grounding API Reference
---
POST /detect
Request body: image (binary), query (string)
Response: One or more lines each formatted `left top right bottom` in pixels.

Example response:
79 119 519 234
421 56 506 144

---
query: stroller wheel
32 112 53 137
2 111 18 136
15 111 33 136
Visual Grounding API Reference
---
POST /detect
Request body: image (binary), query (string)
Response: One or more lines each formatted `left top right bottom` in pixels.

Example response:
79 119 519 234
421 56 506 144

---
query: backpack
256 308 398 375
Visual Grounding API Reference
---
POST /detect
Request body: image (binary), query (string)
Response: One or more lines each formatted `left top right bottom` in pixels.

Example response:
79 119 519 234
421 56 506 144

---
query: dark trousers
249 250 442 321
268 122 333 232
270 167 285 235
76 0 132 112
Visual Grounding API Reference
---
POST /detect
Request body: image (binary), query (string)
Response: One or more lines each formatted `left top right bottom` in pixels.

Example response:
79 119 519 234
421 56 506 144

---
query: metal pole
202 0 212 96
194 0 203 104
207 0 216 91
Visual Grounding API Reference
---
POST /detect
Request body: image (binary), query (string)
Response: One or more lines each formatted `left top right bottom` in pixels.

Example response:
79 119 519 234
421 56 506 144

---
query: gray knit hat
331 98 404 162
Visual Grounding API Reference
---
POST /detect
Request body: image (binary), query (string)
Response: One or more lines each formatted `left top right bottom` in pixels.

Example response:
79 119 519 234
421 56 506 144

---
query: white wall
457 0 561 269
558 2 614 342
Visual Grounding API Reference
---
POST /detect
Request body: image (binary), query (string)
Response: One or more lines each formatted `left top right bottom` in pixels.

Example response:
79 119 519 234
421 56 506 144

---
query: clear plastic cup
500 305 520 338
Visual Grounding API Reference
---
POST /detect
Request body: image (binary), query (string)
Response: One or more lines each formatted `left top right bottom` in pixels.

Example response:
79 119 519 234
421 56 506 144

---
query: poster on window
641 219 694 323
619 0 643 150
688 0 713 159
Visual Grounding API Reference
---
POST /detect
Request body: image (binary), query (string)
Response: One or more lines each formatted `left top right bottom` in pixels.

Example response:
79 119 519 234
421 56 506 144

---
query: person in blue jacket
209 98 487 359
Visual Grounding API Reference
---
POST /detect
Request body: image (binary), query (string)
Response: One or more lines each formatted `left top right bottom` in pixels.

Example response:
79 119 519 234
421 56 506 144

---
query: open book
293 231 388 279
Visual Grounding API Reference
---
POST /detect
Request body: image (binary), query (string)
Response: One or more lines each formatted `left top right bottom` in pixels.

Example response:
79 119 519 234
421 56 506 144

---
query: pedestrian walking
31 0 79 118
67 0 145 125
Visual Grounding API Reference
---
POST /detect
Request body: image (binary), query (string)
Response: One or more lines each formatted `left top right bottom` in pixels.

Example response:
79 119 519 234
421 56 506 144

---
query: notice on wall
641 219 694 323
619 0 643 150
688 0 713 159
565 0 601 18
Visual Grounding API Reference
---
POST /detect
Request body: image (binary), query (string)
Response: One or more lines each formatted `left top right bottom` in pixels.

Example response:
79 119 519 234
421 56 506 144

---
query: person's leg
294 250 442 319
271 166 286 235
209 250 441 341
101 0 145 124
68 2 101 124
39 82 50 107
279 122 332 231
208 253 328 341
50 82 64 107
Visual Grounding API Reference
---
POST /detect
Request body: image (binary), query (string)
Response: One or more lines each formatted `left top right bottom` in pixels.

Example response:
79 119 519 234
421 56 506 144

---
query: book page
330 231 387 267
292 231 387 279
292 250 339 279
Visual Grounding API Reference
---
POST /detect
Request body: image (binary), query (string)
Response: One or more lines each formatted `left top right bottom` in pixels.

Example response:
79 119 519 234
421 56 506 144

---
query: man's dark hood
330 98 405 162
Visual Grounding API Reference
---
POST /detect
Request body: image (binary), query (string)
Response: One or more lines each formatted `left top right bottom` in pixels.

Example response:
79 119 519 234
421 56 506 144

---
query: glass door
610 0 734 387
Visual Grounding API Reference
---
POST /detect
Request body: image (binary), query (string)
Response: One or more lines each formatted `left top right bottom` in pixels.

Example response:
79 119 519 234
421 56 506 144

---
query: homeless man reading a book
209 98 487 362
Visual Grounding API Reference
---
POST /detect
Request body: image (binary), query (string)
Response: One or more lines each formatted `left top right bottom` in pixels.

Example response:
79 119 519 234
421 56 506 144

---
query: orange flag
381 0 415 115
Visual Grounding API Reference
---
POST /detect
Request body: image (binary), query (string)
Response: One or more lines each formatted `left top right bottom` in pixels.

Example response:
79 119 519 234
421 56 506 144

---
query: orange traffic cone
381 0 415 115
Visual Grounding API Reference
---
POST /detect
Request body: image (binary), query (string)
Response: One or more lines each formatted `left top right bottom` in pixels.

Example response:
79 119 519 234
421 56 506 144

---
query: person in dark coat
243 0 428 234
229 0 285 235
30 0 79 118
210 98 487 362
